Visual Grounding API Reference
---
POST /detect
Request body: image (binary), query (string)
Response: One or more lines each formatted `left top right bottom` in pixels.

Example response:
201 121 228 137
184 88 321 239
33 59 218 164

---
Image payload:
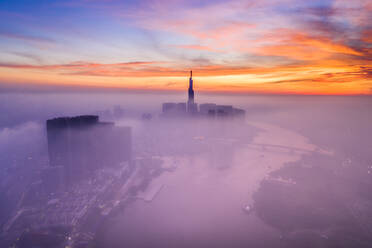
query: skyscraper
46 115 132 185
187 70 198 113
188 70 194 104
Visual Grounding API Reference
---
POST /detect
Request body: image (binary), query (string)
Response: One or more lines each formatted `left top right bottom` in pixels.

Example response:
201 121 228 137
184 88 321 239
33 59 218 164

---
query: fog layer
1 92 372 248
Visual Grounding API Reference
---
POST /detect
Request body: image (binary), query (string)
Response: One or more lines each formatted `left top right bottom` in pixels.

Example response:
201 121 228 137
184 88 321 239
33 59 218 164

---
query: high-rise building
200 103 217 114
188 70 194 105
160 71 244 119
162 102 186 116
162 102 177 113
187 70 198 113
46 115 131 186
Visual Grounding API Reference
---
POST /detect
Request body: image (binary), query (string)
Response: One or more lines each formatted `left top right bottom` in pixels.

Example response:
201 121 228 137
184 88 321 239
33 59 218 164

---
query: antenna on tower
190 70 192 78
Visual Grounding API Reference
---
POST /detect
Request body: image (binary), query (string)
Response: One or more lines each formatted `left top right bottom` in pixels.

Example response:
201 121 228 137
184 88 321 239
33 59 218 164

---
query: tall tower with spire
188 70 194 104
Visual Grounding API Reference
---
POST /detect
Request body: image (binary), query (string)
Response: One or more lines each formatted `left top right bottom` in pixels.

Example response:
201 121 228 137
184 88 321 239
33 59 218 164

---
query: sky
0 0 371 95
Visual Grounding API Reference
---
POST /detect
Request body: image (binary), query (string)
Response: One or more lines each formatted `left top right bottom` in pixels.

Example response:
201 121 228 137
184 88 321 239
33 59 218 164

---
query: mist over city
1 0 372 248
1 89 371 248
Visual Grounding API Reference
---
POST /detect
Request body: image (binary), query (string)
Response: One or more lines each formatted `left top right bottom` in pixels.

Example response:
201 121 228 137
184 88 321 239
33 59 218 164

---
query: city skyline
0 0 371 95
2 1 372 247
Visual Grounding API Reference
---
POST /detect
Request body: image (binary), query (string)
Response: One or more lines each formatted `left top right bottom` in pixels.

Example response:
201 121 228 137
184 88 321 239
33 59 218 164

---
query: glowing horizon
0 0 371 95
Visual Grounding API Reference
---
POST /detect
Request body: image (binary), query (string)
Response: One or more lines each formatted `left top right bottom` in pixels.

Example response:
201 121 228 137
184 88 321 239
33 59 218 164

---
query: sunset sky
0 0 371 94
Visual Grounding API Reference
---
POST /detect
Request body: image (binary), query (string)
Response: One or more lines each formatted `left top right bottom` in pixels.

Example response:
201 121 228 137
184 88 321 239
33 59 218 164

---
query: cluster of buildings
162 71 245 119
1 70 248 248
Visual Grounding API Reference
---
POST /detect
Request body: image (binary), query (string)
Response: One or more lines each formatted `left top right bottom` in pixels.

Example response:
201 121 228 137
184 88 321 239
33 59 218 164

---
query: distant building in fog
46 115 131 187
162 102 187 116
142 113 153 120
161 72 245 119
200 104 245 119
199 103 217 114
162 102 176 113
187 102 198 114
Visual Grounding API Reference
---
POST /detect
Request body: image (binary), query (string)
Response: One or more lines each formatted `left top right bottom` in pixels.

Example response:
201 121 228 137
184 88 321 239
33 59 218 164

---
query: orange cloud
291 33 362 56
1 56 371 95
0 61 161 74
172 44 220 52
256 30 363 61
